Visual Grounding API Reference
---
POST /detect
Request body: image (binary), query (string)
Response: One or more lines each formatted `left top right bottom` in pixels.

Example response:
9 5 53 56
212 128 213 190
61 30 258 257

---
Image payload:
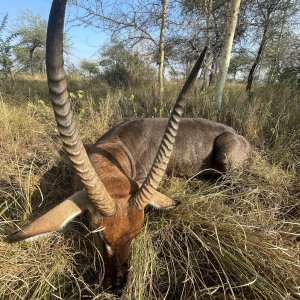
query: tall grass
0 76 299 299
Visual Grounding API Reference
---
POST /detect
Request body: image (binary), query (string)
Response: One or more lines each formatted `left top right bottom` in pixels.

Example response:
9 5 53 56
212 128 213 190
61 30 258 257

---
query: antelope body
5 0 251 294
90 117 250 183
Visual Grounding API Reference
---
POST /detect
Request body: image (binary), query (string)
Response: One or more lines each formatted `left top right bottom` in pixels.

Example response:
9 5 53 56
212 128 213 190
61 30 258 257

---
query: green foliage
228 52 253 80
80 60 99 77
277 66 300 83
69 90 86 116
13 10 47 75
100 42 156 88
16 9 47 49
14 46 46 73
266 34 300 84
0 14 18 76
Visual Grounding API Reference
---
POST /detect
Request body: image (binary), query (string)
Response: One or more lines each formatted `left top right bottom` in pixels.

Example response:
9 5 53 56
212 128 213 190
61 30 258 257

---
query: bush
100 43 156 89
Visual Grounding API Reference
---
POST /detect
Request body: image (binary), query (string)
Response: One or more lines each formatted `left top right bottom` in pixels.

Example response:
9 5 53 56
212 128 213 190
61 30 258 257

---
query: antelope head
5 0 207 293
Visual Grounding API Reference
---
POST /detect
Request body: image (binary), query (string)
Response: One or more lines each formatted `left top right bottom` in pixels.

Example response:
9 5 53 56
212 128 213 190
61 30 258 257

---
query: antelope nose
113 276 127 296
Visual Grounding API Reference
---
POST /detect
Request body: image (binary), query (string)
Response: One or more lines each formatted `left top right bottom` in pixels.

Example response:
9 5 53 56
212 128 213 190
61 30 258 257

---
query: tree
14 10 47 76
158 0 168 101
215 0 241 108
272 34 300 83
228 51 252 80
202 0 213 89
181 0 214 89
0 14 18 77
99 42 156 88
80 60 99 77
245 0 298 92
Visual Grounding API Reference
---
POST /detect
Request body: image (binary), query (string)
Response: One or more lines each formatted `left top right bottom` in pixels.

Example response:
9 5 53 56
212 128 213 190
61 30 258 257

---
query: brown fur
90 118 251 179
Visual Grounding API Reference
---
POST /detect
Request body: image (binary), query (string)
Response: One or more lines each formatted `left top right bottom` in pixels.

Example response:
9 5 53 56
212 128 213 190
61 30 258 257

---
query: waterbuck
5 0 251 293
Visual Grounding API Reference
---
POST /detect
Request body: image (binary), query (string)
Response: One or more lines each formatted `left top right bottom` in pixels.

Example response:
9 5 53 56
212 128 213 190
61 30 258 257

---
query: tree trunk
202 0 212 91
3 56 9 78
29 47 35 77
246 24 268 93
158 0 168 102
233 69 237 81
267 10 286 82
209 60 216 84
215 0 241 108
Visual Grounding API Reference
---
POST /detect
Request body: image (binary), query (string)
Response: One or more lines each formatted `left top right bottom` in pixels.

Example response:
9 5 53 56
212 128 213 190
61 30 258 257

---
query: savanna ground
0 75 299 299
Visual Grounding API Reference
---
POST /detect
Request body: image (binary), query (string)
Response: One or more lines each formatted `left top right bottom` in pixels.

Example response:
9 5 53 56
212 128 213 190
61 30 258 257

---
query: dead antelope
5 0 251 294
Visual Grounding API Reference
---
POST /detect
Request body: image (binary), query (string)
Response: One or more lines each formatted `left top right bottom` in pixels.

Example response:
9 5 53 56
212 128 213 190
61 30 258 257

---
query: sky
0 0 107 64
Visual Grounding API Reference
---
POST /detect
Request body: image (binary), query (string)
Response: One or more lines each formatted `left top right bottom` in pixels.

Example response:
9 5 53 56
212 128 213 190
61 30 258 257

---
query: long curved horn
46 0 116 216
134 46 207 210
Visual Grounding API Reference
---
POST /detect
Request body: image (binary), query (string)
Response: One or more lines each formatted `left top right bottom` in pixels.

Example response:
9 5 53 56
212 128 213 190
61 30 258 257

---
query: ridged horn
46 0 116 216
134 46 207 210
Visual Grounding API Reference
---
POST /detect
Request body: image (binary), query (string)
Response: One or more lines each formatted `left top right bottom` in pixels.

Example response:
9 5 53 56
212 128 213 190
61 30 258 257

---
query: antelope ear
149 191 180 210
5 190 92 243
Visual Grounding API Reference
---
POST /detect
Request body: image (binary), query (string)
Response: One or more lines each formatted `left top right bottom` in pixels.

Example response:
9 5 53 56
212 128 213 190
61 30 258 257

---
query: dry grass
0 76 299 299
